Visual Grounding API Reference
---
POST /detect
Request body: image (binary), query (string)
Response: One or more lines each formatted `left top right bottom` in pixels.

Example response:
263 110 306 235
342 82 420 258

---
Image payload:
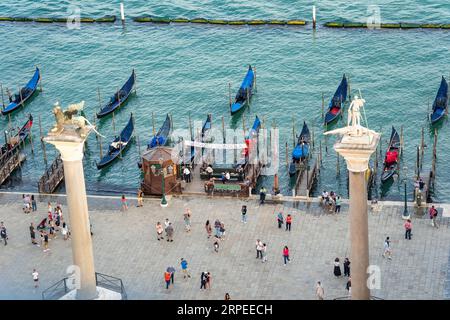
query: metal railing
41 278 69 300
334 295 384 300
95 272 127 300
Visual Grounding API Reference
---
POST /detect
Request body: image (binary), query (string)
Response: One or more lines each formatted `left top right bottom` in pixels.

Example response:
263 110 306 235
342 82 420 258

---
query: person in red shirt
404 219 412 240
164 271 171 289
283 246 291 265
285 214 292 232
429 205 439 228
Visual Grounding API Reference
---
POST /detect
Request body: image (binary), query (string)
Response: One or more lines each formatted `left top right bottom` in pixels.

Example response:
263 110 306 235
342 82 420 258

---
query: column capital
44 139 85 162
334 133 380 173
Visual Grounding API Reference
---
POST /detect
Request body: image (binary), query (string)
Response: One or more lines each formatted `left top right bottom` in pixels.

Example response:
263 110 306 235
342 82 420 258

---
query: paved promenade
0 193 449 300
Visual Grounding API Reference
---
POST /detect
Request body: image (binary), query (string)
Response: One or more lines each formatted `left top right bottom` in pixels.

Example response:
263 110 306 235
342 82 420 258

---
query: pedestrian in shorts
32 269 39 288
180 258 191 279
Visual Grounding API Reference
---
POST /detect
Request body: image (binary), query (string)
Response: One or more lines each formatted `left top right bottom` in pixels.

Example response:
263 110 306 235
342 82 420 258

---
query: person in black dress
333 257 342 277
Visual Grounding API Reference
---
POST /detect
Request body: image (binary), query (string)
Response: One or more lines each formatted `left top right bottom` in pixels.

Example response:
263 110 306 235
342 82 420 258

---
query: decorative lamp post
402 166 410 220
157 157 168 207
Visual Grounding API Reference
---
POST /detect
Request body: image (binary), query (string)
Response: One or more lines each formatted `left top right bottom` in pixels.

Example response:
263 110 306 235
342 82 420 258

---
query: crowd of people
320 190 342 213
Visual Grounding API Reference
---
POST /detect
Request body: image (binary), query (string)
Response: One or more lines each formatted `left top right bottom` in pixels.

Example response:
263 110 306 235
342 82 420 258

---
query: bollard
120 2 125 26
312 6 316 29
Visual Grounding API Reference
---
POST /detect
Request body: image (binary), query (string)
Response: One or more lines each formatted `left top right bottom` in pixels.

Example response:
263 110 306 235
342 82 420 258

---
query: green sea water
0 1 449 201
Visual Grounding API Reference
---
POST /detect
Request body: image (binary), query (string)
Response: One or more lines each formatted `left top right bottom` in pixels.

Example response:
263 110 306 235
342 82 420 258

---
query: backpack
0 229 6 237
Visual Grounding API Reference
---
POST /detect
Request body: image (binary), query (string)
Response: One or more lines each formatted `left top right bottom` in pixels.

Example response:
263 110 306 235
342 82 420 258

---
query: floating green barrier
96 15 116 23
247 20 265 25
441 24 450 29
381 23 401 28
209 19 228 25
190 18 209 24
267 20 286 25
13 17 33 22
52 17 67 23
150 17 170 23
324 22 344 28
0 16 14 21
34 18 53 23
400 23 421 29
80 17 95 23
228 20 246 25
420 23 441 28
133 16 153 22
171 18 190 23
287 20 307 26
343 22 366 28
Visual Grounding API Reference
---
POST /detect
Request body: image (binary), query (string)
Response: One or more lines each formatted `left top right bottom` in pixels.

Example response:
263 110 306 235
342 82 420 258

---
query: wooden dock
38 154 64 193
0 152 26 185
294 156 318 197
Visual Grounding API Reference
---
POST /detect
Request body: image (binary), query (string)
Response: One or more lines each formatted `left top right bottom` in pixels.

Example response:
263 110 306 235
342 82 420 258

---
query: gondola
0 114 33 160
148 114 171 149
292 121 310 162
381 126 400 182
191 114 212 161
244 115 261 159
96 70 136 119
2 68 40 115
324 74 348 125
230 65 255 115
96 113 134 169
429 76 449 124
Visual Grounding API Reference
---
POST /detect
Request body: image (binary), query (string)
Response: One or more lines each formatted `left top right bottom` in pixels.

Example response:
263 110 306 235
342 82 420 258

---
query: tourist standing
429 205 439 228
256 239 263 259
137 189 144 207
383 237 392 259
259 186 267 204
32 269 39 288
205 220 212 239
316 281 325 300
213 240 219 252
283 246 290 265
346 277 352 296
121 195 128 211
183 166 191 183
164 270 171 289
30 223 38 245
277 212 284 229
335 196 341 214
343 258 351 277
31 195 37 212
184 208 192 232
206 272 212 289
156 222 164 241
241 205 247 223
404 219 412 240
167 266 176 284
166 223 174 242
285 214 292 231
262 243 268 263
43 232 50 252
214 219 221 238
200 272 207 290
333 258 342 277
1 222 8 246
225 293 231 300
62 221 69 240
181 258 191 279
164 218 171 228
219 222 226 240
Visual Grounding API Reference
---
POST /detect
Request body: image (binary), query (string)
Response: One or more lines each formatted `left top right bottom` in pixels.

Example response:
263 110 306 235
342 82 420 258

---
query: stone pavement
0 193 449 300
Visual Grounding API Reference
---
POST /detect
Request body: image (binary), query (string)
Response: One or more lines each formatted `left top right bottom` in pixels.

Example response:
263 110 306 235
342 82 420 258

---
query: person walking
0 222 7 246
121 195 128 211
205 220 212 239
343 258 351 277
256 239 263 259
30 223 38 245
346 277 352 296
333 258 342 277
167 266 176 284
31 195 37 212
404 219 412 240
200 272 207 290
166 223 174 242
164 270 171 290
180 258 191 279
156 222 164 241
137 189 144 207
214 219 221 238
283 246 291 265
383 237 392 259
316 281 325 300
259 186 267 204
213 240 219 252
219 222 226 240
43 232 50 252
183 166 191 183
285 214 292 231
184 208 192 232
164 218 171 228
277 211 284 229
429 205 439 228
334 196 341 214
241 205 247 223
262 243 268 263
206 272 212 289
32 269 39 288
62 221 69 240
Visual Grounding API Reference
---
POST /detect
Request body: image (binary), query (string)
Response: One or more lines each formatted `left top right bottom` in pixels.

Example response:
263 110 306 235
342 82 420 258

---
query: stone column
348 170 370 299
48 140 98 300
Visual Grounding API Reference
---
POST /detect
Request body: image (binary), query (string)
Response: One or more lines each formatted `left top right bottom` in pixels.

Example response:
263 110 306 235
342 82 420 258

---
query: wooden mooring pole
420 127 425 170
285 141 289 168
38 115 47 166
292 117 295 147
321 93 325 120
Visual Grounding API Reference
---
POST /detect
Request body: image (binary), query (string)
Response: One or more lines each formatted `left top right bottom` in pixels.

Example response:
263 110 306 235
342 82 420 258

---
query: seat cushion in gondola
385 151 398 164
330 106 340 114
